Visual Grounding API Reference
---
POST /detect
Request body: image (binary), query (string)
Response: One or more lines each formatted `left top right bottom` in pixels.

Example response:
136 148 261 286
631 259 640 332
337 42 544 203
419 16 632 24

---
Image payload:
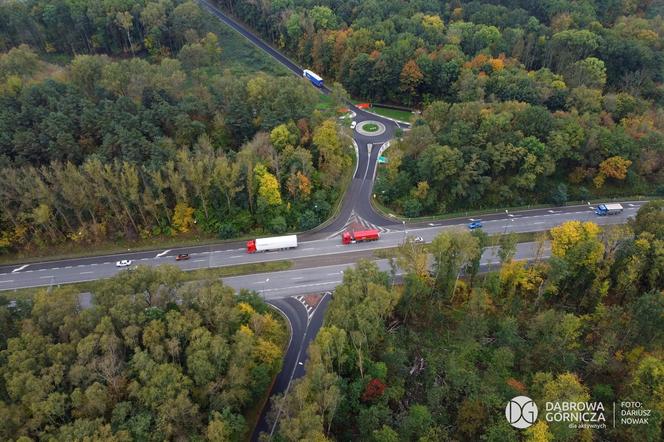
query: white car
350 121 357 130
116 259 132 267
414 236 424 243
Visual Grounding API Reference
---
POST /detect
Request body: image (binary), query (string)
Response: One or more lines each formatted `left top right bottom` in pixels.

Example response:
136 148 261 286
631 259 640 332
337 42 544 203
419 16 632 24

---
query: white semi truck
246 235 298 253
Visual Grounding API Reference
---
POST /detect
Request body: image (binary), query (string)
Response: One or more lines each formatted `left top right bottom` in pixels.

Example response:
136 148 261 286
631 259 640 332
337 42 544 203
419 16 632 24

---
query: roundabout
355 120 386 136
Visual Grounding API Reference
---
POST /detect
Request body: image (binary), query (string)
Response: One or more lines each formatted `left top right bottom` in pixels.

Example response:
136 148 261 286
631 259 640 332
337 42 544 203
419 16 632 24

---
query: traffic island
356 120 386 136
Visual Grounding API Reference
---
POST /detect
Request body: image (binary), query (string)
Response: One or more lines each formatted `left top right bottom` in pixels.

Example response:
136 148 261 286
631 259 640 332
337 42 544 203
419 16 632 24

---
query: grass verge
0 232 233 266
350 100 413 122
204 13 290 77
373 231 549 259
371 193 654 223
368 106 413 122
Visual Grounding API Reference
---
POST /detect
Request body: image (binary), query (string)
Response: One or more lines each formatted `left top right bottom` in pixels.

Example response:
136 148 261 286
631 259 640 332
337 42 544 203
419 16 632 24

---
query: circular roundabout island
355 120 386 136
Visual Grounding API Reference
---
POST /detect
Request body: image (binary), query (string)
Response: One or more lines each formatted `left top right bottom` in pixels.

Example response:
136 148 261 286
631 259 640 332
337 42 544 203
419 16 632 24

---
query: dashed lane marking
0 280 14 284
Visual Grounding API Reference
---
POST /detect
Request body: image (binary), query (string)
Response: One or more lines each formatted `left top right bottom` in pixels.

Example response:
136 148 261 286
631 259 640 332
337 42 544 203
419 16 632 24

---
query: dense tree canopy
215 0 663 105
375 97 663 214
270 202 664 441
0 2 353 256
212 0 663 214
0 266 287 441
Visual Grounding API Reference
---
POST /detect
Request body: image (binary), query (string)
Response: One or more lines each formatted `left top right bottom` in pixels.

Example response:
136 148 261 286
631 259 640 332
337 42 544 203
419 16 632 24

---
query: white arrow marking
155 250 171 258
12 265 28 273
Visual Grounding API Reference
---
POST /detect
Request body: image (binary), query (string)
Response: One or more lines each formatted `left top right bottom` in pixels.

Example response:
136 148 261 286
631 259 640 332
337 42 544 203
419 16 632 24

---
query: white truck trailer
246 235 298 253
595 203 624 216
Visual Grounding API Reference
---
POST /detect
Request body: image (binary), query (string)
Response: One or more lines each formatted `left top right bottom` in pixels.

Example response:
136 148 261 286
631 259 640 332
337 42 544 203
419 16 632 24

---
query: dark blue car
468 221 483 229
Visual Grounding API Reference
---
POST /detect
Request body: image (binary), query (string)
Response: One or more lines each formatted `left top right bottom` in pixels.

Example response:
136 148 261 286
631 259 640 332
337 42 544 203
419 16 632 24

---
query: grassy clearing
368 106 413 122
316 92 333 110
350 100 414 122
205 14 290 77
1 260 293 301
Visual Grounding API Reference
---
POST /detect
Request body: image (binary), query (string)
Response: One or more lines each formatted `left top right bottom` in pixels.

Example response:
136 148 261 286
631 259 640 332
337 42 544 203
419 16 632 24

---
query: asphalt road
253 294 330 441
0 203 642 292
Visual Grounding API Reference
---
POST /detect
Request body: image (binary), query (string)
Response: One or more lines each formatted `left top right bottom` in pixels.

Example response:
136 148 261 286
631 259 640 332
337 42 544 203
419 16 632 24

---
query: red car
175 254 190 261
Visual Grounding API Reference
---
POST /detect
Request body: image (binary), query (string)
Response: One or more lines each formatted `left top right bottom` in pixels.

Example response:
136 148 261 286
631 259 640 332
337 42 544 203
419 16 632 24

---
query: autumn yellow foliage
550 221 603 260
172 202 195 233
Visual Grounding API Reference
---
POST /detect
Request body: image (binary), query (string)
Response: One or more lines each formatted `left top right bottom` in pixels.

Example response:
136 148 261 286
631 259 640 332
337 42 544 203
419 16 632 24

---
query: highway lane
1 201 637 292
224 241 551 299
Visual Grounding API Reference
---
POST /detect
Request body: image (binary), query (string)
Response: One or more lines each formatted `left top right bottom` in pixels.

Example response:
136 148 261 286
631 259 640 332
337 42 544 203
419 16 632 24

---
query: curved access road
253 293 330 441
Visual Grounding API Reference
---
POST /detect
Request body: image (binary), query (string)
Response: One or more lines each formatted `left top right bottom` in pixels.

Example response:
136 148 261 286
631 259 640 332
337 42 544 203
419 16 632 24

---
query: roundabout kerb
355 120 386 137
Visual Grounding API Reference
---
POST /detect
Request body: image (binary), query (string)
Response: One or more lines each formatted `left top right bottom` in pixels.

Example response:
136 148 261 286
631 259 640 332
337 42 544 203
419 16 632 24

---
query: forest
0 266 287 440
216 0 664 213
268 201 664 441
0 0 352 255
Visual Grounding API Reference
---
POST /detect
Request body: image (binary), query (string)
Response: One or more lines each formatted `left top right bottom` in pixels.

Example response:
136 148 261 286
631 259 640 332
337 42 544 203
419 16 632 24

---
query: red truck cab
246 240 257 253
342 229 380 244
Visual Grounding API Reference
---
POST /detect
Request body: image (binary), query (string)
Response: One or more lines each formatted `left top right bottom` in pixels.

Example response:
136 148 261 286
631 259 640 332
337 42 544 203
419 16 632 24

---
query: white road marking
156 250 171 258
302 248 314 251
12 265 28 273
39 275 54 279
229 255 242 259
80 271 93 275
291 276 304 280
0 280 14 284
193 259 205 262
258 280 344 293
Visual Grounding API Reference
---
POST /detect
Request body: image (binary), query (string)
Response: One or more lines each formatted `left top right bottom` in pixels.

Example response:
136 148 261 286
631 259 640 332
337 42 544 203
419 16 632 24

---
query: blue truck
595 203 624 216
303 69 323 87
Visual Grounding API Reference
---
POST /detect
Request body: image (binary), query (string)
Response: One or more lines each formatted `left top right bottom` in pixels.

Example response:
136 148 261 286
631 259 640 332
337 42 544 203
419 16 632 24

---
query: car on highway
115 259 132 267
414 236 424 243
175 254 190 261
350 121 357 130
468 221 483 230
